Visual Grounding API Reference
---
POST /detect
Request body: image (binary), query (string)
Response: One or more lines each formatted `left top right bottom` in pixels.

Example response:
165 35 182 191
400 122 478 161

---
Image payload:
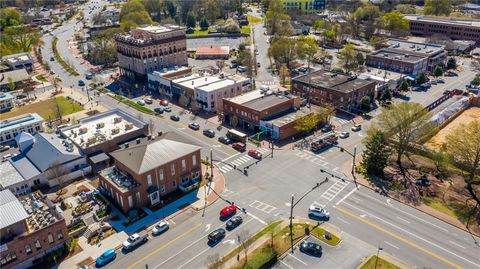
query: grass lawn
35 74 48 82
309 225 341 246
247 15 262 24
1 96 83 119
231 246 277 269
241 25 251 34
360 256 401 269
187 28 216 37
423 197 474 225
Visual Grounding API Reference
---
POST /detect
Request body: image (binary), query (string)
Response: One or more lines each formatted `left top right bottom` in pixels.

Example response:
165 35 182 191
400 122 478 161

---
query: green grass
231 246 277 269
35 74 48 82
123 99 155 114
247 15 263 24
1 96 83 119
186 28 216 37
241 25 251 34
52 37 79 76
423 197 475 225
360 256 401 269
310 226 341 246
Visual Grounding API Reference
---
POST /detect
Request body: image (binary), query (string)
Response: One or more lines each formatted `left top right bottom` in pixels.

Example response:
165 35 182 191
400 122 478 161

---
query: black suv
203 129 215 138
300 241 322 256
208 228 226 242
226 216 243 230
170 115 180 121
218 136 231 144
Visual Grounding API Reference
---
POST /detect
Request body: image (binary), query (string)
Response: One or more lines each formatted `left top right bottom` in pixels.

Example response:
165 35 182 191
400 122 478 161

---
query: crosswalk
295 151 330 168
332 116 350 125
218 148 270 174
320 180 349 202
249 200 277 214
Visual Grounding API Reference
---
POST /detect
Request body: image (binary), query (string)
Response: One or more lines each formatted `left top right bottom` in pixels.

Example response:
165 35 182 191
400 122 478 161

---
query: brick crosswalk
217 148 271 174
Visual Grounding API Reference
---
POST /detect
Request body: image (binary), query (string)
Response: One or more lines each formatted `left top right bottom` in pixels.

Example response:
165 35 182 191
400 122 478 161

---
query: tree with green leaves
204 0 220 24
399 80 409 92
356 52 365 66
447 57 457 70
416 71 427 84
395 4 416 14
433 65 443 78
424 0 452 16
269 36 298 69
279 64 289 86
199 17 209 30
369 35 387 50
186 11 196 29
91 28 120 67
339 44 359 73
381 89 392 102
0 7 23 30
444 120 480 207
120 0 153 29
1 26 41 55
297 36 319 70
353 3 382 40
294 113 320 134
361 129 390 176
360 96 371 112
265 0 292 37
471 75 480 87
379 11 409 37
312 19 325 35
7 77 15 92
316 102 335 125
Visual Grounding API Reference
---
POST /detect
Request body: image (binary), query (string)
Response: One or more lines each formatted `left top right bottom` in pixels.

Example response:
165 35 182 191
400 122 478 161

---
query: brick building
98 133 202 214
405 15 480 43
292 70 376 111
114 24 188 80
0 190 68 269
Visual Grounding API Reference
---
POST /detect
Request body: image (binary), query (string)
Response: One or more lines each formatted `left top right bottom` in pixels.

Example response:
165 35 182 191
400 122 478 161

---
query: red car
220 205 237 218
248 149 262 159
159 99 169 106
232 142 246 151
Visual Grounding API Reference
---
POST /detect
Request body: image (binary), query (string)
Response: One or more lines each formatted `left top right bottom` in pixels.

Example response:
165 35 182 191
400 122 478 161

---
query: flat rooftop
150 66 191 77
60 109 147 149
195 46 230 55
266 107 311 128
293 70 376 94
0 113 44 134
0 92 14 102
137 24 184 33
370 49 426 63
387 39 445 55
173 74 223 90
404 15 480 27
359 67 404 83
243 94 292 111
227 90 265 104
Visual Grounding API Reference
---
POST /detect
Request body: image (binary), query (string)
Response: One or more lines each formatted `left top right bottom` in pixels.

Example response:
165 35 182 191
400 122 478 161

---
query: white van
260 85 270 93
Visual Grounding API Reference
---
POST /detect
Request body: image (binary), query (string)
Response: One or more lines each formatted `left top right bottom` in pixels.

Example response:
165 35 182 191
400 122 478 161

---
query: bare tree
216 60 226 73
237 229 252 266
205 253 223 269
148 118 155 136
52 97 64 121
46 160 69 186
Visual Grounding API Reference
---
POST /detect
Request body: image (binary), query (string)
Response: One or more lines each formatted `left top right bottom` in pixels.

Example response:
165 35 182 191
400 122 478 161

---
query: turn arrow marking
205 224 211 232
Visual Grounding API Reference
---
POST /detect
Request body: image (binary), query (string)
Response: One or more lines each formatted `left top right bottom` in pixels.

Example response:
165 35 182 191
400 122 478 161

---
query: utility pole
210 148 213 181
351 146 357 189
374 246 383 269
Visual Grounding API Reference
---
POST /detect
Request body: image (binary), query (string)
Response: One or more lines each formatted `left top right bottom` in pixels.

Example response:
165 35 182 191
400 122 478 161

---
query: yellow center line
335 206 463 269
127 223 202 269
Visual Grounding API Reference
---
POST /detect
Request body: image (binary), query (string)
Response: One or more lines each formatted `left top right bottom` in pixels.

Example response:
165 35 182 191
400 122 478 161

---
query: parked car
203 129 215 138
49 70 55 75
0 145 10 152
208 228 226 242
137 100 146 106
248 149 262 159
257 62 261 67
218 136 231 144
163 107 172 112
443 89 452 95
2 154 12 162
351 124 362 132
15 94 27 99
152 221 169 235
160 99 169 106
144 97 153 104
232 142 246 151
78 80 85 86
170 115 180 121
122 232 148 250
237 66 248 73
50 56 55 61
297 66 308 73
339 131 350 139
85 73 93 80
321 124 332 133
220 205 237 218
154 107 164 114
308 205 330 220
230 63 238 69
188 122 200 130
95 249 116 267
300 241 322 256
226 216 243 230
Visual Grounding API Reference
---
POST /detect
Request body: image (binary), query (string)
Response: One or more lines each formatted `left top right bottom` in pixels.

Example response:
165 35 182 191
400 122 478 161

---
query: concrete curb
355 254 410 269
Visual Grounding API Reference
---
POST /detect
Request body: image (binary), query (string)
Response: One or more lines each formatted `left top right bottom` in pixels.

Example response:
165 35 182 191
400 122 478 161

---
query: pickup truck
122 232 148 250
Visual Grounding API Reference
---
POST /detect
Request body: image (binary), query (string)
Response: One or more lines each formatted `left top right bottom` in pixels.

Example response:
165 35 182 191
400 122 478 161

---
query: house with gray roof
98 132 202 214
0 132 91 196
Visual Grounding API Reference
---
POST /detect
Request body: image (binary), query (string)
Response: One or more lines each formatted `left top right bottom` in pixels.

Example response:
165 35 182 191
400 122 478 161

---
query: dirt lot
426 107 480 149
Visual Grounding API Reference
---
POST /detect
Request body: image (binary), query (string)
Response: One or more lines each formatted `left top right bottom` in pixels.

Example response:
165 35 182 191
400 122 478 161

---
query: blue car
78 80 85 86
96 249 116 267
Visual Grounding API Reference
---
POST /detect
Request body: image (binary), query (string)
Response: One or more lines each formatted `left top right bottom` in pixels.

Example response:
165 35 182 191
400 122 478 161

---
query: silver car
308 205 330 220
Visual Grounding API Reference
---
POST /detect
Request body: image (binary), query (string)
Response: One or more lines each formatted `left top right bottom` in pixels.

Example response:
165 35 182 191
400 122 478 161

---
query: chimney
136 138 141 144
125 142 129 148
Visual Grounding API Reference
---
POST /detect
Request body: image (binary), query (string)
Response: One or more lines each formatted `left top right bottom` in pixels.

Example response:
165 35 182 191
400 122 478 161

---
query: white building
0 113 44 144
0 92 14 113
194 75 249 112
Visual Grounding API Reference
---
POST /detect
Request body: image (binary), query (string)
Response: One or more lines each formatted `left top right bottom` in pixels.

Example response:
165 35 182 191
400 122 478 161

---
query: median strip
52 37 80 76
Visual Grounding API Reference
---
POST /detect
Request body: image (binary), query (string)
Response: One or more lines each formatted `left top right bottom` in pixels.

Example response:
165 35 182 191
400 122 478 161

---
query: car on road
2 154 12 162
339 131 350 139
208 228 226 242
49 70 55 75
257 62 261 67
437 79 445 83
443 89 452 95
0 145 10 152
248 149 262 159
144 97 153 104
15 94 27 99
78 80 85 86
218 136 231 144
232 142 246 151
220 205 237 218
85 73 93 80
351 124 362 132
237 66 248 73
308 205 330 220
122 232 148 250
50 56 55 61
170 115 180 121
95 249 116 267
297 66 308 73
321 124 332 133
159 99 169 106
154 107 164 114
300 241 322 256
163 106 172 112
137 100 145 106
203 129 215 138
152 221 169 236
226 216 243 230
188 122 200 130
230 63 238 69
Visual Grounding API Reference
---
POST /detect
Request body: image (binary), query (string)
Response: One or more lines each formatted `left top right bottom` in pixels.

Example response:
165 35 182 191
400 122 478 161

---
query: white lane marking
285 202 291 207
223 239 236 245
336 186 359 206
222 153 241 162
332 167 339 172
342 201 480 268
288 253 307 265
168 124 230 156
337 217 351 225
205 224 211 232
448 241 466 249
396 216 411 224
349 196 363 204
280 260 295 269
247 212 267 225
385 241 400 250
359 214 367 218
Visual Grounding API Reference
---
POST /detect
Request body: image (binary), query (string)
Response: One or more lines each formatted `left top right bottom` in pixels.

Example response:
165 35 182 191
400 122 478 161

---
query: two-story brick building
98 133 202 214
0 190 68 269
292 70 376 111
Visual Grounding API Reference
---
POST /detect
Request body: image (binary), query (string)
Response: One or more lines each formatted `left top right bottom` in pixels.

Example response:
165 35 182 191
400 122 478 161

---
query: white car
144 98 153 104
122 232 147 250
152 221 169 235
2 154 12 162
137 100 146 106
308 205 330 220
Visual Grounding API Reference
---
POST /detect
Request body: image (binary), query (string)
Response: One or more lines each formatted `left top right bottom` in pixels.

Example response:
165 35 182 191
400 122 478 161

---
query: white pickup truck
122 232 148 250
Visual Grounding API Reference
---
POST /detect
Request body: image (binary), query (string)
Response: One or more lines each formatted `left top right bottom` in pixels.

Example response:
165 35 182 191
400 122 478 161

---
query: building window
25 244 32 254
48 233 54 244
57 231 63 240
147 174 152 186
35 240 41 249
192 155 197 167
181 159 186 171
128 195 133 207
160 185 166 193
172 180 177 188
171 164 175 175
159 169 164 180
1 252 17 265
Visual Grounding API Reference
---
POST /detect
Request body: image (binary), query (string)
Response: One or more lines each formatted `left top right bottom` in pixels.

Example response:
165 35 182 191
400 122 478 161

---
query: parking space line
288 253 307 265
280 260 295 269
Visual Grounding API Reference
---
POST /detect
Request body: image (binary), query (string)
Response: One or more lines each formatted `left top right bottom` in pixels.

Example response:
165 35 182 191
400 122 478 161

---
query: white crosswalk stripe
249 200 277 214
320 180 350 202
333 116 350 125
257 148 270 153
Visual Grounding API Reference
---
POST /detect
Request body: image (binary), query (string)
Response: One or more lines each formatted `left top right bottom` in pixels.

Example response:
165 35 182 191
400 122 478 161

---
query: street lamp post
326 143 358 189
289 177 329 253
374 245 383 269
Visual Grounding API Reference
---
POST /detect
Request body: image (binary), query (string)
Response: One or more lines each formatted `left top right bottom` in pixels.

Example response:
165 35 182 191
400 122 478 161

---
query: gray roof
0 69 30 86
293 70 376 94
89 152 110 164
10 154 40 180
110 132 202 174
242 94 291 111
0 189 29 230
0 161 26 189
